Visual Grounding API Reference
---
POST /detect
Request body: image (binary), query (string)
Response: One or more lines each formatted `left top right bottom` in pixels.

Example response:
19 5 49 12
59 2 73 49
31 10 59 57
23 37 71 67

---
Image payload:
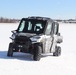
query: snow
0 23 76 75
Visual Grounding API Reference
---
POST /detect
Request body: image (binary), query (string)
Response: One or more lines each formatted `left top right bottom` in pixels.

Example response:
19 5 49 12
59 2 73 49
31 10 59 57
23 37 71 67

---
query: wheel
33 45 42 61
7 43 13 57
53 46 61 56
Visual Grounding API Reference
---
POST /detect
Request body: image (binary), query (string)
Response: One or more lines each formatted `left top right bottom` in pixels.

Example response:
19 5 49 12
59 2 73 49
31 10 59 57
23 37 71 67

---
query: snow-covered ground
0 23 76 75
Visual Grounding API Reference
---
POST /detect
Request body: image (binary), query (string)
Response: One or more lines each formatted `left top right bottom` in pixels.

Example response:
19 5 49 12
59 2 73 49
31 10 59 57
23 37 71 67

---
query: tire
33 45 42 61
53 46 61 56
7 43 13 57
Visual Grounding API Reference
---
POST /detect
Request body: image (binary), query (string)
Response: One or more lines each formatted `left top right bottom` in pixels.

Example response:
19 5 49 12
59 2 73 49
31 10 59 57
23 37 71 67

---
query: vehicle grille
15 36 32 47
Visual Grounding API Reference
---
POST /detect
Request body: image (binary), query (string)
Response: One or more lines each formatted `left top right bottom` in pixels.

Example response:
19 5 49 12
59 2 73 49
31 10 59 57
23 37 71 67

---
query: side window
54 23 59 34
45 22 52 35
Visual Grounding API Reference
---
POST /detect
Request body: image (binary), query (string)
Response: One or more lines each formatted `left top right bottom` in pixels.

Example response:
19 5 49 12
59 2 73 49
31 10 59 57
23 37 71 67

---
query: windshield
17 19 46 34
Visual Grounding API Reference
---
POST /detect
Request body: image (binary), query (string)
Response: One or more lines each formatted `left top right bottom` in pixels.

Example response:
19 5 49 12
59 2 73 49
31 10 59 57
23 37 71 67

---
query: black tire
7 43 13 57
53 46 61 56
33 45 42 61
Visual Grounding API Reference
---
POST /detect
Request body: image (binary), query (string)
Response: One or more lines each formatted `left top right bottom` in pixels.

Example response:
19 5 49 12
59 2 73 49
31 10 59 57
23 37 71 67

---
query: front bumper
13 43 31 53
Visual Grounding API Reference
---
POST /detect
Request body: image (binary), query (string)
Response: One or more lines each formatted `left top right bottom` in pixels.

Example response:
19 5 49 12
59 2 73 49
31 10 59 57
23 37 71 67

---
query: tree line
0 17 19 23
0 17 76 23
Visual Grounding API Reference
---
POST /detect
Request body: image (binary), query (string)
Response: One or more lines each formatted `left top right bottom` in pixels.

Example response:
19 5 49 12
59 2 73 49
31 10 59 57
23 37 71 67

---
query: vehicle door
44 22 54 53
51 22 59 52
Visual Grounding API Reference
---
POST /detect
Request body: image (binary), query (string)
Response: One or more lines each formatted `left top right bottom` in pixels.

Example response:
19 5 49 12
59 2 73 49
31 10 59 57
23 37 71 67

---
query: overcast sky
0 0 76 19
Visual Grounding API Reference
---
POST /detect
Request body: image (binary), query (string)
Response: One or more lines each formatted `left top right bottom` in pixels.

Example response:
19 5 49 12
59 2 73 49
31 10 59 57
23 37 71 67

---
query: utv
7 16 63 61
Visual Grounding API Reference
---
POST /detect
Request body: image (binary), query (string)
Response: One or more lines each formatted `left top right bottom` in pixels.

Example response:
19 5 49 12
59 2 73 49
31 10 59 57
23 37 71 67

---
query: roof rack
28 16 53 21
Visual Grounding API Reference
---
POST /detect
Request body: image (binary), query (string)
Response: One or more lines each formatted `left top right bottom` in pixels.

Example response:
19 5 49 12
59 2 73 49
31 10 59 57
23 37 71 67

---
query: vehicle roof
22 16 54 22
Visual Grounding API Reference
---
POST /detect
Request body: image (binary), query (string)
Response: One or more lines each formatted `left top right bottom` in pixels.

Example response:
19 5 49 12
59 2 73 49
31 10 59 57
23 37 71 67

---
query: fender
33 42 43 53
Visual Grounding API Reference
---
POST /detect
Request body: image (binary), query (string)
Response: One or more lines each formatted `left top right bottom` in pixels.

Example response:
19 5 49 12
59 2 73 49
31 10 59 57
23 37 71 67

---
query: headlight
30 36 42 43
33 37 40 39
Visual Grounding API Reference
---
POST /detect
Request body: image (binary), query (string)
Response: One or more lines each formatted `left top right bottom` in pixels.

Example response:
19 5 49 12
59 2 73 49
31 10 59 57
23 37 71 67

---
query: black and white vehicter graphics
7 17 63 61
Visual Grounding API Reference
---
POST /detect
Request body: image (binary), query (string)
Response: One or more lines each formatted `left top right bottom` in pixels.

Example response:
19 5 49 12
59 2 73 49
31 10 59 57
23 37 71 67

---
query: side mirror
11 30 17 34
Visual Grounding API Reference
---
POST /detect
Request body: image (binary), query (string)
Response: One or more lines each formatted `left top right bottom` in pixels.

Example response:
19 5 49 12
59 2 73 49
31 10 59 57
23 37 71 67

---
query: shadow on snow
0 50 53 61
0 51 33 61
